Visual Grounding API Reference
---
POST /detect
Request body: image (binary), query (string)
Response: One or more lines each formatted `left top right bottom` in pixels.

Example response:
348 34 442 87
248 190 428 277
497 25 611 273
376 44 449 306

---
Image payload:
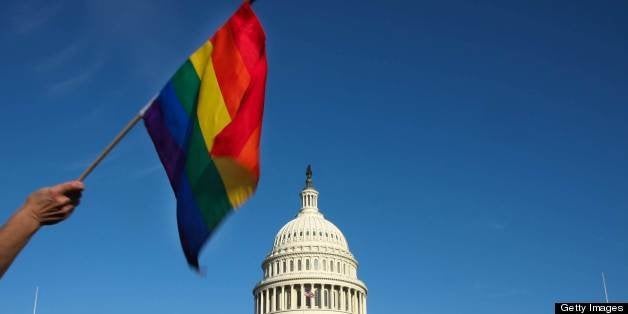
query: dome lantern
299 165 319 214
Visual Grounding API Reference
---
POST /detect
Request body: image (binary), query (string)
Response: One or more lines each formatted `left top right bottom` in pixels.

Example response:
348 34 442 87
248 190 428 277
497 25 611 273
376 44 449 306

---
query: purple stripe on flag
143 101 186 190
176 171 212 269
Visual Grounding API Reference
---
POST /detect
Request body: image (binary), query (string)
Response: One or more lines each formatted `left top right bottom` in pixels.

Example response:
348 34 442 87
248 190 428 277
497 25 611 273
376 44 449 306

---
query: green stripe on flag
172 60 201 115
185 121 233 228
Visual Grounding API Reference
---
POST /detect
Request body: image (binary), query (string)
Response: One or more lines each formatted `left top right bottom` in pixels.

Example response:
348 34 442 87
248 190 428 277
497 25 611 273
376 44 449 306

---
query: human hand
20 181 85 226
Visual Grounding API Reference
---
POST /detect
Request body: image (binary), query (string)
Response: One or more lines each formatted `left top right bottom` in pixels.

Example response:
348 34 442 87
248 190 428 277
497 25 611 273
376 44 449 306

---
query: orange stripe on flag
212 26 251 118
235 126 261 180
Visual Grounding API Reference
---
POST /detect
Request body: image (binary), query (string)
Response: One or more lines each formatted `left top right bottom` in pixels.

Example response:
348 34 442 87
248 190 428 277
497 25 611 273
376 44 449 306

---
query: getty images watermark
555 303 626 313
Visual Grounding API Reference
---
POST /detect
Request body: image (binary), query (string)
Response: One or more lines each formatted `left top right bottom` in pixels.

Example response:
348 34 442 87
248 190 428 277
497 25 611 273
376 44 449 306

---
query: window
323 259 326 271
276 262 279 274
290 260 294 272
314 259 319 270
343 263 346 274
298 260 302 271
337 262 340 273
283 260 286 273
306 259 310 270
330 261 334 272
300 232 303 236
306 231 309 236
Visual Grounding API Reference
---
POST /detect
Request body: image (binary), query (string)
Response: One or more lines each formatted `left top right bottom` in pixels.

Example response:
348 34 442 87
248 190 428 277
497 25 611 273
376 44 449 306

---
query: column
281 286 286 311
362 292 366 314
340 287 345 311
351 290 355 313
270 288 274 313
358 292 364 314
287 285 292 310
283 286 287 310
300 284 305 309
291 285 297 310
348 289 352 313
363 292 367 314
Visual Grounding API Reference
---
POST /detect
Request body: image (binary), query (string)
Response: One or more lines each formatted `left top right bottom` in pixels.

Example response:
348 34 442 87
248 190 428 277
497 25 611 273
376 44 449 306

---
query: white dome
253 166 367 314
271 193 350 255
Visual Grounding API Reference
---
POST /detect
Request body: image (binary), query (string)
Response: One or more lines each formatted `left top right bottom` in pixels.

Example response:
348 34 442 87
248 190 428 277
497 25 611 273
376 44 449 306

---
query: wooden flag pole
78 100 153 181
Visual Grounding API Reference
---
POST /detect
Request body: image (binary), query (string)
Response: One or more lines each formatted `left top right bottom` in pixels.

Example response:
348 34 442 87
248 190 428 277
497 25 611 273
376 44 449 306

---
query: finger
49 181 84 195
40 210 73 225
54 195 72 206
58 203 75 215
42 204 75 219
65 190 83 202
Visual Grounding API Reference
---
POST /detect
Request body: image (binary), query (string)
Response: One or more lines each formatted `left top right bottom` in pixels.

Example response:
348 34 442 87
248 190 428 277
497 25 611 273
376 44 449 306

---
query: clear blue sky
0 0 627 313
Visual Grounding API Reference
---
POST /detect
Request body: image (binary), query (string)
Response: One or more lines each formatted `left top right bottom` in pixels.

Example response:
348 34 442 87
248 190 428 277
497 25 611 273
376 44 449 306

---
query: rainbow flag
143 3 266 270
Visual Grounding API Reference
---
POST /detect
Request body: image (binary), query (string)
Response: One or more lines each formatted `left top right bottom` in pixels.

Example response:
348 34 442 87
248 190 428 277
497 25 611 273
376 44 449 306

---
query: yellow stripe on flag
189 40 213 76
213 157 257 208
192 43 232 151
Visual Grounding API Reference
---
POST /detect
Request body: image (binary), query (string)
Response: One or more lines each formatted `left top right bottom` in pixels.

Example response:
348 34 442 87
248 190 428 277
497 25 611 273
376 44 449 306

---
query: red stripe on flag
211 55 267 169
211 26 250 118
227 3 266 74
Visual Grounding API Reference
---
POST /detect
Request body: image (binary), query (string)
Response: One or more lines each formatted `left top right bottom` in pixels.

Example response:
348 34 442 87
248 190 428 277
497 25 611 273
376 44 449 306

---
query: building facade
253 167 368 314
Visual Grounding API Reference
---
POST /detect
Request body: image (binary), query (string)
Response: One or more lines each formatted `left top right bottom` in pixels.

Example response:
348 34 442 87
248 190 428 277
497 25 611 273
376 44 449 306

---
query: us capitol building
253 166 368 314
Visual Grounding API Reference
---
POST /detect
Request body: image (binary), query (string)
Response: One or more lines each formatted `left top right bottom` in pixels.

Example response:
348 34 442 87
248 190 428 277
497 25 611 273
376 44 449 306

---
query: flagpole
33 286 39 314
78 100 153 181
602 272 609 303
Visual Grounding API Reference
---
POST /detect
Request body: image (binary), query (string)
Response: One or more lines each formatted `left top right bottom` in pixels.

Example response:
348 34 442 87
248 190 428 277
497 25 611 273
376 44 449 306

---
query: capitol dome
253 166 367 314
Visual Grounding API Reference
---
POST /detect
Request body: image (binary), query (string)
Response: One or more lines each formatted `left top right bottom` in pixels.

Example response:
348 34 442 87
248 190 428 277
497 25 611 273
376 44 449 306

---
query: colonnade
255 283 366 314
